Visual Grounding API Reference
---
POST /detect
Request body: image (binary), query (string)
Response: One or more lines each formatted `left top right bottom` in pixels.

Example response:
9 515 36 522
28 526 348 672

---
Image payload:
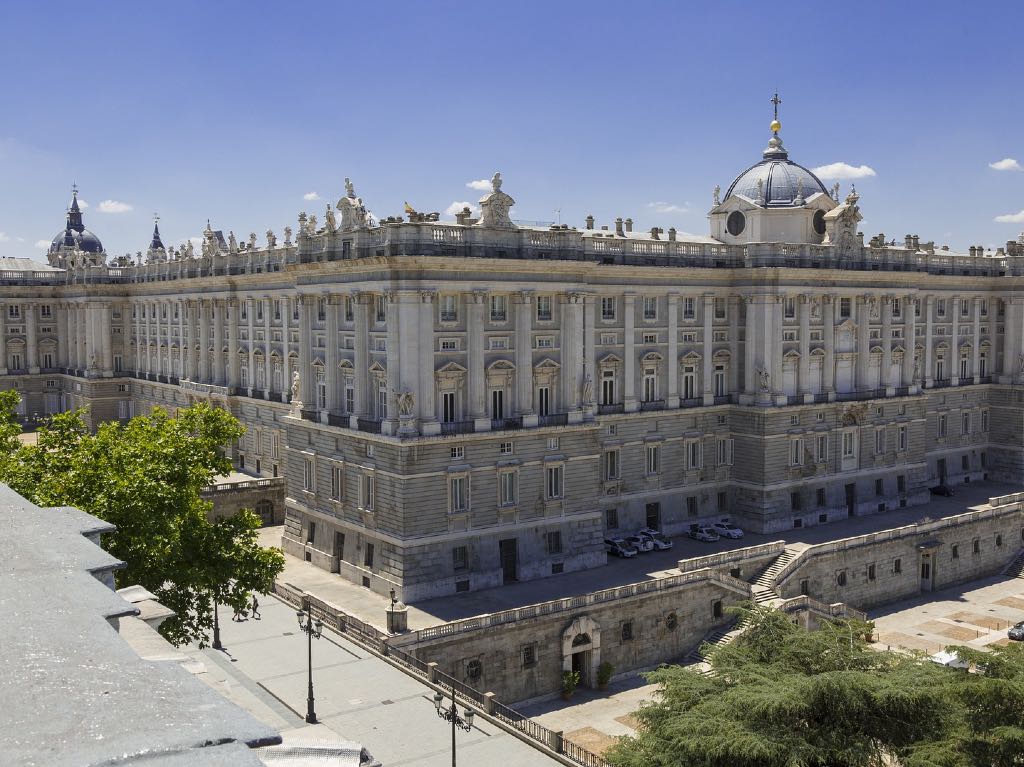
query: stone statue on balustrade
283 226 292 246
228 231 238 253
307 215 317 235
336 177 368 230
266 230 277 248
475 172 516 229
248 233 258 250
325 205 337 233
290 370 301 406
397 390 416 417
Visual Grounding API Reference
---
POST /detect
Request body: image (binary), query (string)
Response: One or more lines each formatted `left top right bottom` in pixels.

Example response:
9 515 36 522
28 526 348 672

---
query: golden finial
770 92 782 134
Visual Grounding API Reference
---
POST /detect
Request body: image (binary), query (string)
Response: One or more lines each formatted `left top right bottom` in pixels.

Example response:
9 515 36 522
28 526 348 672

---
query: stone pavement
185 593 561 766
869 573 1024 655
259 480 1014 634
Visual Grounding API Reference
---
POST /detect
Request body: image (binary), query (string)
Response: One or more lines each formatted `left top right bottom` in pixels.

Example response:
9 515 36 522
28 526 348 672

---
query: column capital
514 290 533 305
468 291 487 304
566 291 585 304
419 290 436 304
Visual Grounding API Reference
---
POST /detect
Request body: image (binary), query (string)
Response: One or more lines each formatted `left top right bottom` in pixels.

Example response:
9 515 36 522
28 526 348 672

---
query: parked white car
638 530 674 550
605 537 639 558
712 522 744 539
625 534 655 553
688 526 720 543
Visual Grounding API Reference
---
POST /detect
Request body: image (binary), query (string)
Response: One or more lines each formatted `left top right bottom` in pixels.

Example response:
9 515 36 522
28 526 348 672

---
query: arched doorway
562 615 601 688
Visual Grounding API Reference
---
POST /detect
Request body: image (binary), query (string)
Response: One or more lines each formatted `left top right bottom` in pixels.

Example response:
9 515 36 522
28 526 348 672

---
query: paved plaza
262 480 1013 633
185 595 561 766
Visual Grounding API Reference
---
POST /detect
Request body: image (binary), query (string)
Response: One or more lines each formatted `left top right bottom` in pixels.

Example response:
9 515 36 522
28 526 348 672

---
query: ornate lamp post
212 597 222 650
432 688 474 767
296 600 323 723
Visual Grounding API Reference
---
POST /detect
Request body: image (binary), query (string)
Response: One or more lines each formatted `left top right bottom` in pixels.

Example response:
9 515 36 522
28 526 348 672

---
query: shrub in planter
596 661 614 690
561 670 581 699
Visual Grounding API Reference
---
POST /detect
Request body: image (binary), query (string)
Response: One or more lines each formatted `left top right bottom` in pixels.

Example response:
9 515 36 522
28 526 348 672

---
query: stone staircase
684 620 747 665
748 545 801 605
1002 549 1024 579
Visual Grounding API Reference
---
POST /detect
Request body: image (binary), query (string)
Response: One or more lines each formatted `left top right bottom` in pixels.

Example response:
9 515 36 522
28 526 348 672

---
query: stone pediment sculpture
758 367 770 392
823 188 863 260
475 172 516 229
397 390 415 416
840 402 868 426
336 177 369 230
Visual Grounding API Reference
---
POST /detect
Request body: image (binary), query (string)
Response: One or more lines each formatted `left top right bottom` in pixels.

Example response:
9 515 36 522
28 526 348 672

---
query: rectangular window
816 434 829 463
272 433 280 460
714 297 726 319
817 488 827 507
973 538 980 555
642 332 658 344
452 546 468 571
784 297 796 318
868 563 876 581
306 521 316 545
449 476 468 513
450 446 464 460
442 391 456 423
683 296 695 319
536 295 552 321
303 457 314 492
375 295 387 323
791 438 804 466
981 410 989 432
364 543 375 568
897 474 906 494
875 428 885 454
952 544 959 559
440 339 459 351
545 465 564 499
499 441 513 455
603 450 620 481
842 432 855 458
440 295 458 322
646 444 661 474
893 558 902 574
545 531 563 555
791 491 802 511
361 474 375 511
601 297 616 321
686 496 698 517
839 297 851 318
547 436 559 450
962 412 971 435
621 621 634 641
605 508 619 529
717 438 734 466
331 465 344 501
489 294 507 322
875 478 884 496
499 470 517 506
898 425 907 452
938 414 947 438
642 296 657 320
522 644 537 668
687 440 703 470
937 299 946 318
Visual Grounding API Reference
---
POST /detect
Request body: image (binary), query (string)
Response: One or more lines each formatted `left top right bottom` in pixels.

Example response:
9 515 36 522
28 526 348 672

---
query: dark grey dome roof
50 227 104 254
724 136 828 208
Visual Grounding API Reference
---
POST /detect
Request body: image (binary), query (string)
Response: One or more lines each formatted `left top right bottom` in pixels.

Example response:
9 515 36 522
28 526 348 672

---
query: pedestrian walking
251 594 261 620
232 604 243 622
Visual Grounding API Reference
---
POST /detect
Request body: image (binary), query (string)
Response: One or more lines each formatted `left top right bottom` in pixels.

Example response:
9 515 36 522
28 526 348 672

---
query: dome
49 227 104 254
723 135 828 208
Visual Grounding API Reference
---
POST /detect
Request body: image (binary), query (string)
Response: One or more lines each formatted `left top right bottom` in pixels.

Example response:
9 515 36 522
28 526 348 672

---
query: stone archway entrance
562 615 601 688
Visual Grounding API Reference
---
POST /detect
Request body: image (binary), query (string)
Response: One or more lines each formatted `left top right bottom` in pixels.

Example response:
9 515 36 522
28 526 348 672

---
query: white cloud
15 237 23 242
647 201 691 214
994 210 1024 223
466 179 491 191
445 201 480 217
303 192 321 201
97 199 133 213
811 162 877 180
989 158 1022 172
34 239 49 249
76 199 89 209
0 232 9 242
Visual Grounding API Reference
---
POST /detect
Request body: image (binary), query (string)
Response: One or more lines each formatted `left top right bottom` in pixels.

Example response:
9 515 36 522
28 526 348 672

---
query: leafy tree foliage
0 399 284 647
606 604 1024 767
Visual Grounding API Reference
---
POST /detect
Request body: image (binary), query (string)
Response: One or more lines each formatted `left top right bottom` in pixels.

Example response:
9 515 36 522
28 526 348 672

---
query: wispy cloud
989 158 1022 172
0 232 9 242
303 192 321 201
34 239 50 249
98 199 133 213
445 201 480 217
466 179 491 191
994 209 1024 223
76 199 89 209
811 162 877 180
647 201 690 214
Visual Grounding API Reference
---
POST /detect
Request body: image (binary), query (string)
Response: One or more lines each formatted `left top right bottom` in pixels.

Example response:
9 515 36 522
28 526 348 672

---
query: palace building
3 115 1024 601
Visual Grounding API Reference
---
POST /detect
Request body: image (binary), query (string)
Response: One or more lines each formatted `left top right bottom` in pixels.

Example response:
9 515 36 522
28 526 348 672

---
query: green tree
606 604 1024 767
0 399 284 647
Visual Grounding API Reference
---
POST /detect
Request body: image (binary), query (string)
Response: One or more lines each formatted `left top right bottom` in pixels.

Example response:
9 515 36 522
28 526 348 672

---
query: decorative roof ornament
712 184 721 207
755 177 766 206
794 177 805 206
831 182 841 201
475 171 516 229
336 177 368 230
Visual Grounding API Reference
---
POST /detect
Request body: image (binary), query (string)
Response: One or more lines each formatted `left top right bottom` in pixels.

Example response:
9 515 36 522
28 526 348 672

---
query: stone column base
473 417 492 432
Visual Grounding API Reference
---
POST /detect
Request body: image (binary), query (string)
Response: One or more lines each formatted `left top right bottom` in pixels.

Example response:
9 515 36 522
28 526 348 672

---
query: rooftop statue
475 171 516 229
337 177 368 230
266 230 277 248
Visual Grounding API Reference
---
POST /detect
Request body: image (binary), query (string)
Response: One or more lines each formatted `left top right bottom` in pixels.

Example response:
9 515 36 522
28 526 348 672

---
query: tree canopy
0 394 284 647
606 604 1024 767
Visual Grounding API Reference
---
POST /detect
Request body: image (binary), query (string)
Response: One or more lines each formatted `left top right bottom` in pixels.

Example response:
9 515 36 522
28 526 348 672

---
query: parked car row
605 522 745 557
605 528 675 558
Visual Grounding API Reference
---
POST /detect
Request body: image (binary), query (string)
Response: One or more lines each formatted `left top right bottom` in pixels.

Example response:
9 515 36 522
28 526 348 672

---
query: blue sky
1 1 1022 260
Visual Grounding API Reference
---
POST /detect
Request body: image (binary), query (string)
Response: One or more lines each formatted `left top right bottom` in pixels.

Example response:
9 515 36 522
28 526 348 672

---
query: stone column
514 292 535 426
79 305 88 372
881 295 893 395
855 295 871 391
25 301 39 374
298 295 312 406
798 295 811 399
100 301 112 376
563 292 584 423
770 296 784 403
1002 298 1021 384
728 295 740 395
247 297 256 392
582 292 596 420
743 295 756 397
902 295 916 390
666 292 679 408
822 295 836 398
198 300 211 382
56 304 68 370
971 297 982 382
325 295 340 416
177 301 186 379
924 295 934 388
951 295 961 386
0 302 7 375
154 301 163 377
702 293 714 405
281 296 292 403
623 293 637 412
264 297 273 398
135 303 143 375
183 301 194 380
419 291 439 435
382 291 399 434
467 292 487 429
212 300 225 386
351 293 369 424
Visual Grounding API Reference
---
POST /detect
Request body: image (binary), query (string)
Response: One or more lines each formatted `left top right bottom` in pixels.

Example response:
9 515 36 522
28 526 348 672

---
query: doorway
844 483 856 517
920 551 935 592
937 458 947 485
570 634 592 686
646 502 661 530
499 538 518 584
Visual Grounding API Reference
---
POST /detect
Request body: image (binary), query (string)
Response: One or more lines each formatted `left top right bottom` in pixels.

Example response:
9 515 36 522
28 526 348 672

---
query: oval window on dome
726 211 745 237
812 209 826 236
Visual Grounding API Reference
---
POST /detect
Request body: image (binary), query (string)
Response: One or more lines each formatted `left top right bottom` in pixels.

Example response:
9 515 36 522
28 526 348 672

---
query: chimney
585 214 594 230
624 217 633 233
857 232 865 247
668 227 677 241
969 246 977 257
615 217 624 237
650 227 659 240
912 235 920 249
905 235 914 250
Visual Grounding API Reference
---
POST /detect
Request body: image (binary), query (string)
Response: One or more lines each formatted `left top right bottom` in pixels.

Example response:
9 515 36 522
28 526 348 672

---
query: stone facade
201 476 285 526
3 119 1024 601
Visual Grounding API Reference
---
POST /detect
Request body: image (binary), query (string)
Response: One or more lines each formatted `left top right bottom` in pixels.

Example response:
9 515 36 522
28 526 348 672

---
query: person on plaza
251 594 261 620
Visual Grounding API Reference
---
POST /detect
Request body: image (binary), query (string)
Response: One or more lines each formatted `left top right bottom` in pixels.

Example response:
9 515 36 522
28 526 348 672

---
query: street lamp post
212 598 222 650
433 687 474 767
296 600 323 724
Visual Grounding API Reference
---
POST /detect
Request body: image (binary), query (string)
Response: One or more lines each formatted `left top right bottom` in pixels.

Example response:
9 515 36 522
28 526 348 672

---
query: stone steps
1003 549 1024 579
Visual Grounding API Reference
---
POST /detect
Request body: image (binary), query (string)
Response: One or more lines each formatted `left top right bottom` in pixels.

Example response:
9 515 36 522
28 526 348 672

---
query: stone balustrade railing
676 540 785 573
777 594 868 623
